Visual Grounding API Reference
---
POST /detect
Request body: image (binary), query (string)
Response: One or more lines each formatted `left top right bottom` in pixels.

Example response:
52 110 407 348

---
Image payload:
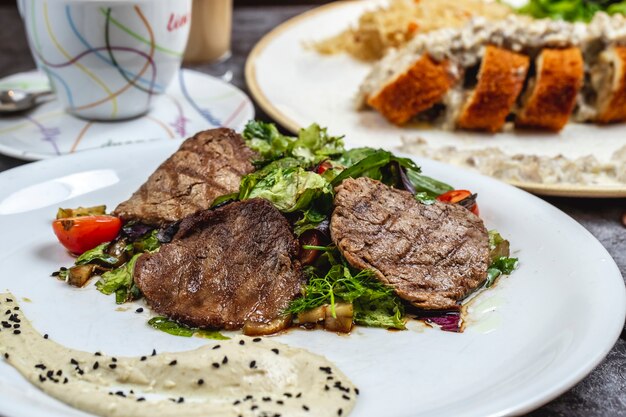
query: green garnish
517 0 626 22
95 254 142 304
148 317 229 340
75 243 119 266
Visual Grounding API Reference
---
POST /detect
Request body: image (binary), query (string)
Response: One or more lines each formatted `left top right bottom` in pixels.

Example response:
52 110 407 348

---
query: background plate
245 0 626 198
0 69 254 161
0 142 624 417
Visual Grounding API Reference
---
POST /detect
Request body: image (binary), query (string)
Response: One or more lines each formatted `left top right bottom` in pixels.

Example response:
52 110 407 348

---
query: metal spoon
0 89 54 113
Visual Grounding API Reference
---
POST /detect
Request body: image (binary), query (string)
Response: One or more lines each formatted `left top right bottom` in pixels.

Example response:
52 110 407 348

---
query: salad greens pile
517 0 626 22
54 120 519 334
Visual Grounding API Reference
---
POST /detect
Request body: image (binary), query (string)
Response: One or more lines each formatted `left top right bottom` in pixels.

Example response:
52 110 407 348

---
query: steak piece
134 199 303 331
113 128 257 226
330 177 489 310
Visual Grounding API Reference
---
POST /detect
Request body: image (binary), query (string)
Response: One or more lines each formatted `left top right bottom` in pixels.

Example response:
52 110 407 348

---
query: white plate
245 0 626 198
0 142 624 417
0 69 254 161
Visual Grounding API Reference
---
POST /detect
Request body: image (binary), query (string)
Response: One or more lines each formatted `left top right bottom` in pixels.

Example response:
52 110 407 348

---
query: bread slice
457 46 530 132
594 46 626 123
366 55 455 125
516 48 584 131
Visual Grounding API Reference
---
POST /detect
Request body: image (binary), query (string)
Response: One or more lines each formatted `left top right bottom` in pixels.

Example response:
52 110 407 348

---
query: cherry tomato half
52 215 122 255
437 190 480 216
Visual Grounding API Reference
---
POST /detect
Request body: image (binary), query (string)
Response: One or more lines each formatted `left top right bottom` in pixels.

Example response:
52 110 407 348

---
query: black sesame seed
302 405 309 411
135 308 144 313
251 405 258 411
342 395 350 400
271 348 279 354
13 330 21 335
4 310 10 315
252 337 261 342
112 357 117 362
77 369 84 376
2 322 10 328
177 397 184 403
115 391 125 397
137 397 146 402
63 378 68 384
13 307 19 311
327 376 334 380
277 400 284 405
244 395 253 400
284 393 292 398
169 360 177 366
262 397 271 402
60 267 67 271
93 362 99 370
56 370 62 376
94 352 102 356
212 344 221 350
3 353 8 359
249 360 256 369
197 379 204 385
130 390 134 394
319 366 332 374
212 362 220 368
46 370 53 378
151 349 157 356
109 364 117 369
296 392 302 398
35 364 46 370
44 334 49 339
338 408 343 416
70 359 78 365
140 356 147 361
355 388 360 395
38 375 46 383
324 385 330 391
51 271 60 277
222 356 228 365
5 298 12 302
233 400 241 405
239 340 245 345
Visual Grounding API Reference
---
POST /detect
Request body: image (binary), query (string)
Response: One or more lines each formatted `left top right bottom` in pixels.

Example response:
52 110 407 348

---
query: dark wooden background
0 1 624 416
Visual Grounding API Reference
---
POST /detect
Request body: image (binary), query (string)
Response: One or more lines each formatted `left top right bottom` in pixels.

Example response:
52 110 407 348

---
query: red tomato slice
52 215 122 255
437 190 479 216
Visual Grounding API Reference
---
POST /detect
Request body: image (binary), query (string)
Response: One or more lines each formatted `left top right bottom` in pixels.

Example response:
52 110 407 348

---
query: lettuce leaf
75 243 119 266
95 253 142 304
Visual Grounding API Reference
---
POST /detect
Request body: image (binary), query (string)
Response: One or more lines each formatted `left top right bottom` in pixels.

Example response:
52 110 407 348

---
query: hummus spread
0 293 357 417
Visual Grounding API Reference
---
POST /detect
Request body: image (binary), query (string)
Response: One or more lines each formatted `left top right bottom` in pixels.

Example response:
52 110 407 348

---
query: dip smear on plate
0 294 357 417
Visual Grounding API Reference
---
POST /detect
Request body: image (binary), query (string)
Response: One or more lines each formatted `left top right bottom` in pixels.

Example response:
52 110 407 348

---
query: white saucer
0 69 255 161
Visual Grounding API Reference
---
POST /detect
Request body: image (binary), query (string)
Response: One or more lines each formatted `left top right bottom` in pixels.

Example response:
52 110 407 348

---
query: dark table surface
0 2 625 416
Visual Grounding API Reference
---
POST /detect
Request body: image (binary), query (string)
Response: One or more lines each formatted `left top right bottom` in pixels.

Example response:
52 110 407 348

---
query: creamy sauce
402 138 626 186
0 294 357 417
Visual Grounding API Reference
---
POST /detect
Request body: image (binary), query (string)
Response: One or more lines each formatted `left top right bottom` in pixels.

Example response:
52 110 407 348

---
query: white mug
18 0 191 121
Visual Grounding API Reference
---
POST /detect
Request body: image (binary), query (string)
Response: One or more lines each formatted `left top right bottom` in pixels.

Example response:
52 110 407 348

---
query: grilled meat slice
457 46 530 132
134 199 303 333
516 47 584 131
113 128 257 227
330 177 489 310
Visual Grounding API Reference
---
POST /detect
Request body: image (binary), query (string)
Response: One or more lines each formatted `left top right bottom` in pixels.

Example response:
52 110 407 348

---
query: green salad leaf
517 0 626 22
243 121 344 165
131 230 161 253
148 317 229 340
75 243 119 266
95 253 142 304
241 167 333 213
286 263 406 330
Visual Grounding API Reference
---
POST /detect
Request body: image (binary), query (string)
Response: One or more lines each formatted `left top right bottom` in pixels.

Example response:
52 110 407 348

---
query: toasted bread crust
516 48 584 131
596 46 626 123
367 55 454 125
457 46 530 132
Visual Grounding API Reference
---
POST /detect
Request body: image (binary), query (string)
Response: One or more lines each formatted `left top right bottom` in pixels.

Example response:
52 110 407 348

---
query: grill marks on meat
113 128 257 226
330 177 489 310
134 199 303 331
